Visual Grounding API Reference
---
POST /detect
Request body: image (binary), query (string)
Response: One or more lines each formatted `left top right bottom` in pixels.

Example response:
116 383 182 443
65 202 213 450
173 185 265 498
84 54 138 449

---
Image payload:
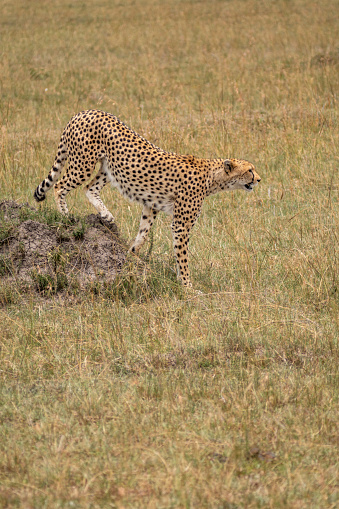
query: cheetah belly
102 157 175 216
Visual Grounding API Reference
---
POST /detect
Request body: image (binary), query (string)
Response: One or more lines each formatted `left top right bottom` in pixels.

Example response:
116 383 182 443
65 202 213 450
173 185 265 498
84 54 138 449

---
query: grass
0 0 338 507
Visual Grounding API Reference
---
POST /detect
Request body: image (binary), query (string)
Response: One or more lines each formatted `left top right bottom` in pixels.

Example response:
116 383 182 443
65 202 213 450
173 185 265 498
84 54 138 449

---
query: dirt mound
0 200 127 295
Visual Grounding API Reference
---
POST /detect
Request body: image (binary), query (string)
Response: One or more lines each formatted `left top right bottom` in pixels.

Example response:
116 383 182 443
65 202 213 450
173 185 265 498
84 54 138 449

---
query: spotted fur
34 110 261 287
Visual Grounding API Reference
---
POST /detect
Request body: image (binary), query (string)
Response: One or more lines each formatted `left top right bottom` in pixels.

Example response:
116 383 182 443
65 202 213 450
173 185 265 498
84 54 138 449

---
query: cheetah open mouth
244 184 253 191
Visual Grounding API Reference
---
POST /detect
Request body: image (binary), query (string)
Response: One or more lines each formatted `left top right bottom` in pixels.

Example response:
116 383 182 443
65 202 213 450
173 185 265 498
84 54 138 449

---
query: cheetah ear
224 159 234 173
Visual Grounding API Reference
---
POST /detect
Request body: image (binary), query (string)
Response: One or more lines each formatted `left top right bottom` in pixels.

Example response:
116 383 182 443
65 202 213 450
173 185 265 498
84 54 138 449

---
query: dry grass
0 0 338 507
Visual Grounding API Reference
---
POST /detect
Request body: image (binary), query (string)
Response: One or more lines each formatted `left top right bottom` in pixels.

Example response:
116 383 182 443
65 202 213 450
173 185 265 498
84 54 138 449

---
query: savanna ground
0 0 338 507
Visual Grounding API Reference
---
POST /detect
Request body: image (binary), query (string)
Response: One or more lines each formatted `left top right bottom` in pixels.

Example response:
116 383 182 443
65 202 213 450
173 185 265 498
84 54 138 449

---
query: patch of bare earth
0 200 126 295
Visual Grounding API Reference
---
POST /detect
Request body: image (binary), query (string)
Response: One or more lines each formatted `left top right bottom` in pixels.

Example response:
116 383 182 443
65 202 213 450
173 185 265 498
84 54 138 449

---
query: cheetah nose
257 178 261 182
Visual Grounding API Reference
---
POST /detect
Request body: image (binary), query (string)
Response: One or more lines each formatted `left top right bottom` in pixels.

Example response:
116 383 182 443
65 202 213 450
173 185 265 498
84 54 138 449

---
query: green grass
0 0 338 507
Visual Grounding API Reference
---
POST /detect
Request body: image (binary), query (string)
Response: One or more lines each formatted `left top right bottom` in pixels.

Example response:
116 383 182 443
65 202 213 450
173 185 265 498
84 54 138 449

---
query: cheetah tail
34 135 68 202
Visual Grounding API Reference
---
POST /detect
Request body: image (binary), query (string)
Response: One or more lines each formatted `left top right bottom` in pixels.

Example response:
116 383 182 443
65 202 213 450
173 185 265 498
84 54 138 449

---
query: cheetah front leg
130 205 158 254
171 197 203 287
171 219 193 287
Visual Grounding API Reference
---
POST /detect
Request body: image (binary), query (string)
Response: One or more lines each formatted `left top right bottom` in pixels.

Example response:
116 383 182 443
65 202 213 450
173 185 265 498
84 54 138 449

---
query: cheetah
34 110 261 287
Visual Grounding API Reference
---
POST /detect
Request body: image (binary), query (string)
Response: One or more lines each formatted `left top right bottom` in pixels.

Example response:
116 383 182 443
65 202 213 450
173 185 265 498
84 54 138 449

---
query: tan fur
34 110 261 286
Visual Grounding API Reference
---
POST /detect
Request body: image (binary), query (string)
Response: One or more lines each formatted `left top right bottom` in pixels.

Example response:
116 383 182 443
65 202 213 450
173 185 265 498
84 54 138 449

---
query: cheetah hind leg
85 158 114 223
129 206 158 254
53 158 88 215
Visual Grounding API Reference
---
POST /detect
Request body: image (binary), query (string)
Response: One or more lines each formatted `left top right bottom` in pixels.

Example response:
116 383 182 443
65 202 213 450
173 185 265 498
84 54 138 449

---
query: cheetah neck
207 159 231 196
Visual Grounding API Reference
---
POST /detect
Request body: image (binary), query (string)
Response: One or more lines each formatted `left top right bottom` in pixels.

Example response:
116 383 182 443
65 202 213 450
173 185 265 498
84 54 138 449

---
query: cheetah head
224 159 261 192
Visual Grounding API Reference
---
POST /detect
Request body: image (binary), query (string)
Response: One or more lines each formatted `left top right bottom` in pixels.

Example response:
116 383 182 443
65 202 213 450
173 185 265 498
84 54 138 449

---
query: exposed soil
0 200 127 294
